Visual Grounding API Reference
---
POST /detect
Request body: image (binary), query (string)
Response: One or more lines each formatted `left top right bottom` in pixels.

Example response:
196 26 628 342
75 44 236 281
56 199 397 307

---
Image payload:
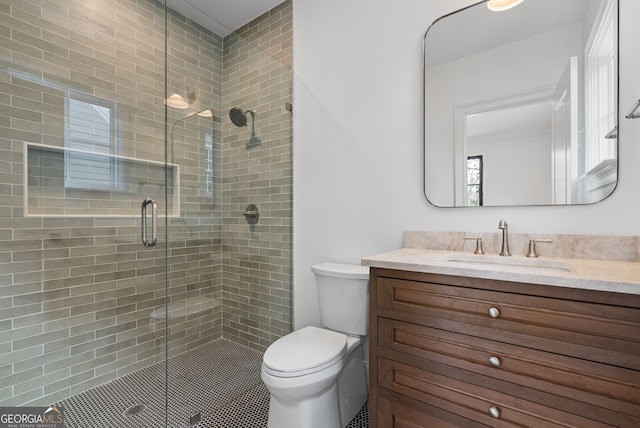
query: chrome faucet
498 219 511 256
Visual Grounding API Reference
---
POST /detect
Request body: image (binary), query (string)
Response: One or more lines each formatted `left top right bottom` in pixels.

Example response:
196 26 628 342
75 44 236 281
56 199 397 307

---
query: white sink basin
441 253 574 273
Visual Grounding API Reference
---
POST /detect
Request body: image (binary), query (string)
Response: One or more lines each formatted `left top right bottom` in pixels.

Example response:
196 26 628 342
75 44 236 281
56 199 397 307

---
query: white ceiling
425 0 589 68
166 0 286 37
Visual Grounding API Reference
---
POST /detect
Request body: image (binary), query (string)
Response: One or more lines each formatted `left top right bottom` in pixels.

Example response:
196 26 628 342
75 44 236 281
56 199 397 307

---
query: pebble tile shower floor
55 339 368 427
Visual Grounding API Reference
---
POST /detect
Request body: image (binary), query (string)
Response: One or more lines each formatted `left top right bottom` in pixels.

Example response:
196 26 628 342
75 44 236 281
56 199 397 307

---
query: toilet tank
311 262 370 335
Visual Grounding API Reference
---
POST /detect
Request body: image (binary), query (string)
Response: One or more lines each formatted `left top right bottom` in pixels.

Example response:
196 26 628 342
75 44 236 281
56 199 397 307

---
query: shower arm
248 111 256 136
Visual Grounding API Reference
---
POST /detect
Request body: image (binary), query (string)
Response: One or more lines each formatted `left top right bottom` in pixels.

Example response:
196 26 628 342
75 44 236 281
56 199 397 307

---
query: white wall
292 0 640 328
470 131 553 206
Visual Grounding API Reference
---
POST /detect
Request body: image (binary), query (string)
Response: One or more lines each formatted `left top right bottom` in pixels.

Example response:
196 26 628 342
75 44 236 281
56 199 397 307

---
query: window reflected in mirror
466 155 483 206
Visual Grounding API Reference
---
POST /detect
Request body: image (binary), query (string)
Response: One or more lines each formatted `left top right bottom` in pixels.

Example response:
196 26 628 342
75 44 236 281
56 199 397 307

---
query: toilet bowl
261 262 369 428
261 326 366 428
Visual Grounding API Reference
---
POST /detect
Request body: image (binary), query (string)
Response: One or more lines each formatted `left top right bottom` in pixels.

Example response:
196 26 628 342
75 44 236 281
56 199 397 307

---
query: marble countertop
362 248 640 296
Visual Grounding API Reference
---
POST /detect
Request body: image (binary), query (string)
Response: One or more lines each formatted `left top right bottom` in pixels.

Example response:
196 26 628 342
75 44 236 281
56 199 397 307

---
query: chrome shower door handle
141 198 157 248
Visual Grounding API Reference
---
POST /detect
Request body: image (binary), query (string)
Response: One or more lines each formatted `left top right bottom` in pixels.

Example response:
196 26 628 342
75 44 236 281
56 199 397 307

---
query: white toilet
261 262 370 428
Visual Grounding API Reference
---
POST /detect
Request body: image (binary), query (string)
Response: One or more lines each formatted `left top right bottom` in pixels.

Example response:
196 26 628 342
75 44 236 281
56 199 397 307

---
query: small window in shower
65 93 123 191
204 127 213 194
467 155 483 206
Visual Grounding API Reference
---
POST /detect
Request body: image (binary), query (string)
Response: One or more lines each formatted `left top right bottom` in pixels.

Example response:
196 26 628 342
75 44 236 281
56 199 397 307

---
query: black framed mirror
424 0 618 207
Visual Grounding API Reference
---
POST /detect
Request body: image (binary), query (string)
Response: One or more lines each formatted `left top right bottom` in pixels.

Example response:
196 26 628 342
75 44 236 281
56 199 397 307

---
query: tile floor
56 339 368 427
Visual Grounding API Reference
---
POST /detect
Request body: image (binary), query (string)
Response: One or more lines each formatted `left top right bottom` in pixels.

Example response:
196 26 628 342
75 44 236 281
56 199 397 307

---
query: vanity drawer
378 357 619 428
376 275 640 368
377 317 640 423
375 391 487 428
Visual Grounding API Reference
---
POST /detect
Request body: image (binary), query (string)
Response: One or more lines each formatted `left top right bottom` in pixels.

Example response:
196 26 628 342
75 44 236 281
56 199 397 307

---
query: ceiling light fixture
165 84 197 109
165 93 189 109
486 0 525 12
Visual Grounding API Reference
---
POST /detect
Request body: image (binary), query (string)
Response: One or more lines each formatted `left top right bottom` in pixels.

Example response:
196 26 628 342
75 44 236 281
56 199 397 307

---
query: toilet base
267 383 340 428
336 343 368 426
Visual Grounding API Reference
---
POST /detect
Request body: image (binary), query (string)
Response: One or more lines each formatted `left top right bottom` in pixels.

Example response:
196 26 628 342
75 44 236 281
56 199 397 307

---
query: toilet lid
263 326 347 376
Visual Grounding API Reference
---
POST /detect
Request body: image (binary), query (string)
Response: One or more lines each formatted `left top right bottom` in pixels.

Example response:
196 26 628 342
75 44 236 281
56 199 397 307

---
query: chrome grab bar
141 198 157 247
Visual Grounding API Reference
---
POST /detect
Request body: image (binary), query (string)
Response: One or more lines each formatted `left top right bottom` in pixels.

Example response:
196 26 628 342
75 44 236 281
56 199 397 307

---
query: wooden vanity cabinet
368 268 640 427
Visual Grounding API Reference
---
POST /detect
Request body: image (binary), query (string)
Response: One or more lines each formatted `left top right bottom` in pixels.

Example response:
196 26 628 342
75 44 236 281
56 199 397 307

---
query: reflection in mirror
424 0 618 207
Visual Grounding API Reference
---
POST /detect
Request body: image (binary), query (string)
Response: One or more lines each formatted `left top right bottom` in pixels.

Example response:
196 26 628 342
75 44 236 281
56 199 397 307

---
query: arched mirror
424 0 618 207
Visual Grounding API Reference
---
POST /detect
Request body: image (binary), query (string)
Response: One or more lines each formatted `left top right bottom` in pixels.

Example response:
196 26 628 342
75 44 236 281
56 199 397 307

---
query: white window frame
584 0 617 172
65 92 123 191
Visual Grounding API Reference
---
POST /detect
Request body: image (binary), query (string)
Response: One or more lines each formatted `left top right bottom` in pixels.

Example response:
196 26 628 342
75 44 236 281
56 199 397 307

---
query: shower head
229 107 255 127
229 107 247 127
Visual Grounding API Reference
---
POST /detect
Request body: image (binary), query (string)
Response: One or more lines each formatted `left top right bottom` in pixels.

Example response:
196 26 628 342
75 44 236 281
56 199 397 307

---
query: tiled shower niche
25 143 179 217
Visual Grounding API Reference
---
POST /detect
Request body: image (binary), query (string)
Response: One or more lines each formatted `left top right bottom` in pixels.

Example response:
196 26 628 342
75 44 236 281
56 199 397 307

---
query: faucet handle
526 239 552 258
463 237 485 254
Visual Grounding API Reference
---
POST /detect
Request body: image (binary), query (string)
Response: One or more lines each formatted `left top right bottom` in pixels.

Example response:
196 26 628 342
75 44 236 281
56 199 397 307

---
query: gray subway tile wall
221 1 293 351
0 0 292 407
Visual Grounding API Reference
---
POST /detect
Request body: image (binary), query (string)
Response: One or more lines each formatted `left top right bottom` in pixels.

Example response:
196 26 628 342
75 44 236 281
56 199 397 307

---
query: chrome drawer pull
489 406 501 419
488 307 500 318
489 356 501 367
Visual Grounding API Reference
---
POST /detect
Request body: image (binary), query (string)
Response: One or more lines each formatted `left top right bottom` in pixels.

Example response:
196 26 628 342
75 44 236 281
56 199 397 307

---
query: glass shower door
0 0 172 425
1 0 293 425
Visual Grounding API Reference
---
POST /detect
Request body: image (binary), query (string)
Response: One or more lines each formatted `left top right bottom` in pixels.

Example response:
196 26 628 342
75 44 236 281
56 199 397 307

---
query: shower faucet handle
242 204 260 224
